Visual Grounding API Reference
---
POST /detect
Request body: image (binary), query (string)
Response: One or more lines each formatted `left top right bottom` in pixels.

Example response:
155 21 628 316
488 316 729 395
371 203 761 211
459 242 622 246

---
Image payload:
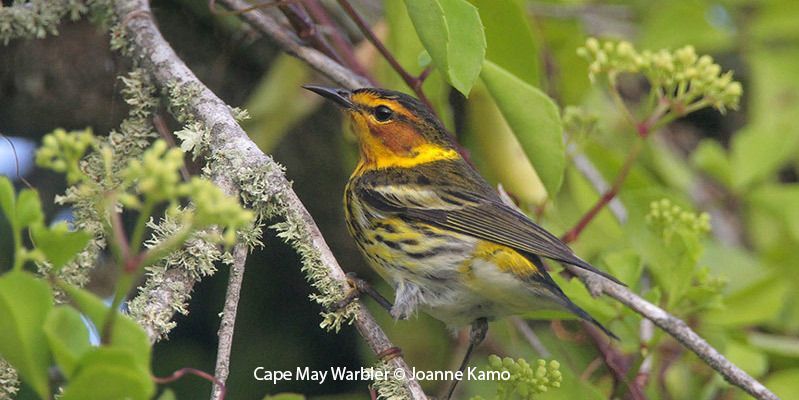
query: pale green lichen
127 212 227 339
371 362 411 400
230 106 251 123
227 154 358 332
165 81 204 124
50 69 159 288
0 358 19 399
0 0 88 45
174 120 208 154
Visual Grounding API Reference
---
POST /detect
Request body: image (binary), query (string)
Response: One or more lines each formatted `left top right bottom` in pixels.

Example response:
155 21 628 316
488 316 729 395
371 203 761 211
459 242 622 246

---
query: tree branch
114 1 426 398
222 0 369 88
567 267 777 400
211 243 248 400
212 2 777 399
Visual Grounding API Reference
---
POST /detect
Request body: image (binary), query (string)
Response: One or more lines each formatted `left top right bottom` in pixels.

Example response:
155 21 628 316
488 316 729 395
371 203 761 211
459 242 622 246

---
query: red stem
582 322 647 400
153 368 226 400
335 0 435 110
417 65 433 83
277 1 343 64
301 0 374 81
561 138 644 244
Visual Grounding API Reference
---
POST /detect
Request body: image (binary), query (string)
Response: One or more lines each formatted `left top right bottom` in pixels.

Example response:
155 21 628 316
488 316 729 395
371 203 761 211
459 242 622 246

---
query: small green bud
488 354 502 368
586 38 600 52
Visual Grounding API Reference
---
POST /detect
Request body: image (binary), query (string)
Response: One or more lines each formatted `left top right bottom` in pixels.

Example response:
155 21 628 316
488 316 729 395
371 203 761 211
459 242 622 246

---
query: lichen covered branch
112 1 426 397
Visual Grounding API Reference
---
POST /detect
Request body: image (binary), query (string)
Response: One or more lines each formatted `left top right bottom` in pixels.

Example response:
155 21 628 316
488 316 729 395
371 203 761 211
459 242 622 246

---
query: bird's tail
565 301 619 340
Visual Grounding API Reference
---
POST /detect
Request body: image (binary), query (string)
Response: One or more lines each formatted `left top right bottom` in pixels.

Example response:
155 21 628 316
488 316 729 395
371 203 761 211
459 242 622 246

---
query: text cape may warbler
304 85 621 339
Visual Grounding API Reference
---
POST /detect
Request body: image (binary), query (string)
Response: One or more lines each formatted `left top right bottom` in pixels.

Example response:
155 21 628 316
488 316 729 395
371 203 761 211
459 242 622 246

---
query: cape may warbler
305 85 621 396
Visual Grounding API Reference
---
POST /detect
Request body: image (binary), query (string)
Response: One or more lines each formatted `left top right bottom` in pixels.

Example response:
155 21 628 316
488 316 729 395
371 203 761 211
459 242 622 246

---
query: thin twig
115 1 426 398
152 113 191 182
276 1 343 64
221 0 369 88
567 268 778 400
510 317 551 358
301 0 373 80
635 276 655 395
334 0 435 110
210 243 248 400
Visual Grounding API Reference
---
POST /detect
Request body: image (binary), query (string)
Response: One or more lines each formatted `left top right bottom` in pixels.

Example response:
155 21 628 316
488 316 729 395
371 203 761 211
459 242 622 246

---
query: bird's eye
373 105 393 122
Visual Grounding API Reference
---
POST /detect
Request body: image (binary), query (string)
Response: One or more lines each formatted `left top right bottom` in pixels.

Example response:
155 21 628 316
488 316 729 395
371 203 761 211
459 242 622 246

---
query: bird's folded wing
357 185 623 285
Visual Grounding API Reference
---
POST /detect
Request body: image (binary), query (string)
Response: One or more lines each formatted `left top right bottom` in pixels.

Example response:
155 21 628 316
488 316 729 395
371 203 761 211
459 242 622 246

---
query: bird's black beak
303 85 354 109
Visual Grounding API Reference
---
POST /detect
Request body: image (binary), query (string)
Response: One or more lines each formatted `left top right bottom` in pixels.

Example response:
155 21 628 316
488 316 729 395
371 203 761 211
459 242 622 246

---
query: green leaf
0 176 15 228
730 47 799 190
403 0 486 95
468 0 539 85
705 273 790 327
157 389 177 400
44 306 92 379
602 249 642 288
749 332 799 359
536 19 590 104
245 55 315 153
691 139 732 187
62 283 152 371
639 0 734 52
725 341 768 377
629 223 697 308
15 189 43 229
383 0 454 129
0 270 53 398
764 368 799 400
464 84 548 206
746 184 799 242
480 60 565 196
61 348 154 400
31 222 92 270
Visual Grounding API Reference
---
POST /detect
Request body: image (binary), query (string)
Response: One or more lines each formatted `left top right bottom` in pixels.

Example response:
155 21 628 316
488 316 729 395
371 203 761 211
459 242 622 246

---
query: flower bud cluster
487 355 562 399
121 140 253 244
578 38 742 113
122 140 184 203
35 128 95 184
37 132 253 248
181 178 255 245
646 198 711 239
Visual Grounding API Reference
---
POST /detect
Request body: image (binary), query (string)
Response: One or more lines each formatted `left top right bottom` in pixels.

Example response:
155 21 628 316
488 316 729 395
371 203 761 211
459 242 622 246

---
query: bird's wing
356 184 623 285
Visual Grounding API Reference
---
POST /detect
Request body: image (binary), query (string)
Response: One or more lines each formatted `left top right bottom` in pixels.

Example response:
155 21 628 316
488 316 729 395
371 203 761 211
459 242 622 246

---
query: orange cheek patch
372 123 425 155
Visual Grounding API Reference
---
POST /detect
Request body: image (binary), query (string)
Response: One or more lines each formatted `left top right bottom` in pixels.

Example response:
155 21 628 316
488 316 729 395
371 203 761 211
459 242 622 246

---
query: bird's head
304 85 458 169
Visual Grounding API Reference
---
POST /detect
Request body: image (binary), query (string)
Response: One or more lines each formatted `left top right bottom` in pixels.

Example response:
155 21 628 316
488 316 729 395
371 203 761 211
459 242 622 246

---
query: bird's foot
331 272 394 314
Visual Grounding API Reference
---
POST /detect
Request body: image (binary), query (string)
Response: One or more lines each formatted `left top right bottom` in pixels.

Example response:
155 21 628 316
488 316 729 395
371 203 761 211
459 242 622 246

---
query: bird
304 85 621 398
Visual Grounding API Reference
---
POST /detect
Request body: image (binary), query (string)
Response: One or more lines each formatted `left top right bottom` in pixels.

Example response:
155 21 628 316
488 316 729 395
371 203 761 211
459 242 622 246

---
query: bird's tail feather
566 301 619 340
